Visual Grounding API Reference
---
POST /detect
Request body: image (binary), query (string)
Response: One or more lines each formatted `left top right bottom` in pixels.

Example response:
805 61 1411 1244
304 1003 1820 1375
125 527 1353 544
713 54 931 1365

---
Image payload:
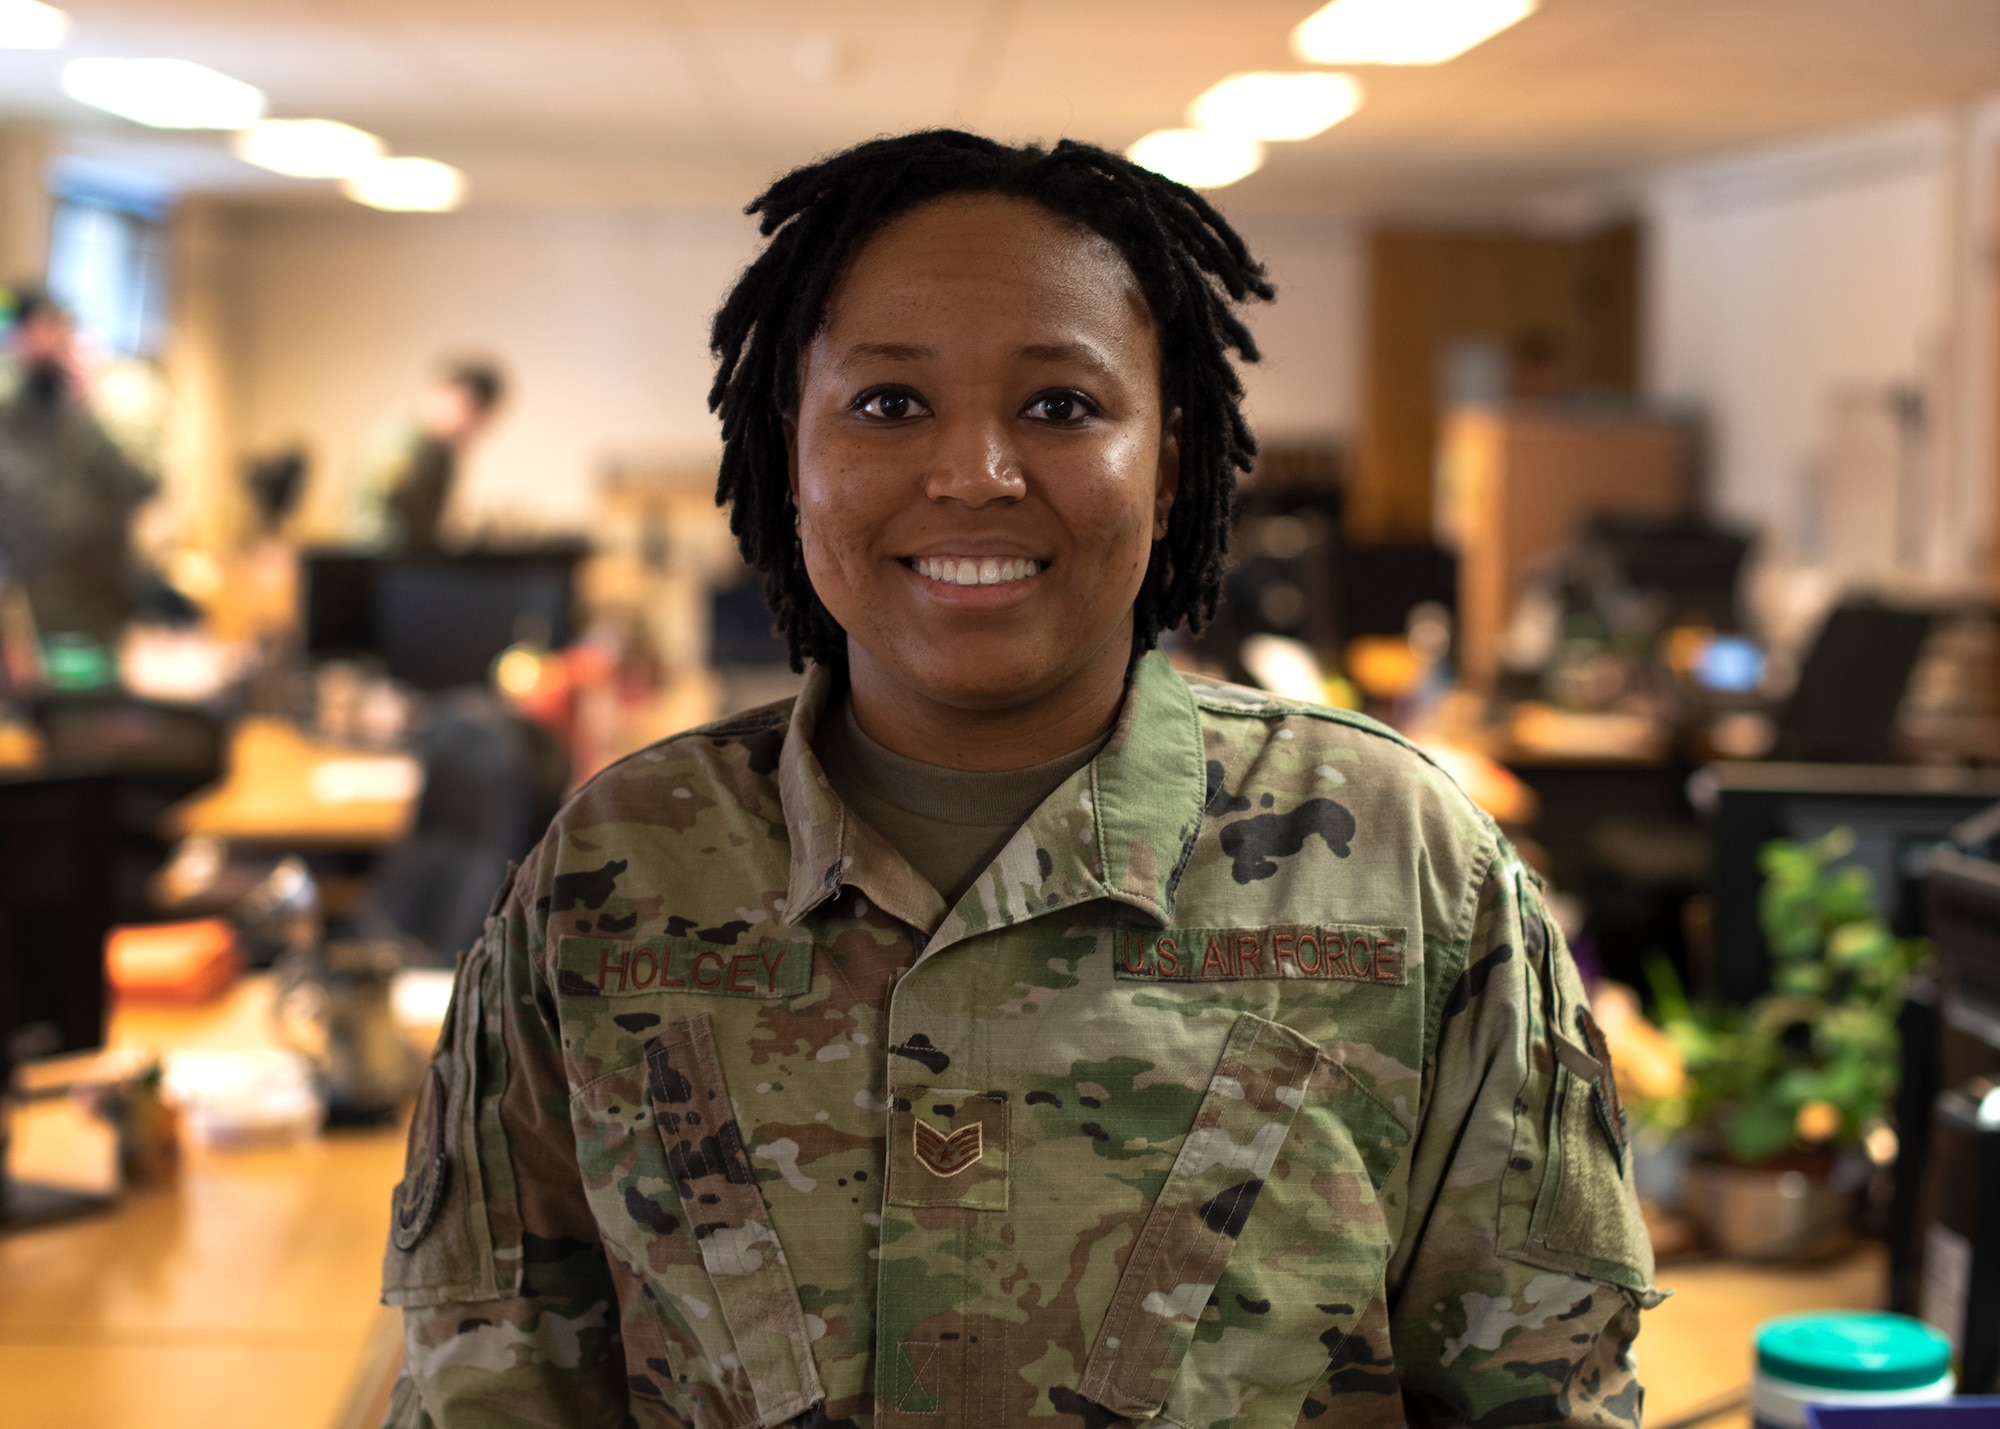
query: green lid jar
1752 1313 1955 1429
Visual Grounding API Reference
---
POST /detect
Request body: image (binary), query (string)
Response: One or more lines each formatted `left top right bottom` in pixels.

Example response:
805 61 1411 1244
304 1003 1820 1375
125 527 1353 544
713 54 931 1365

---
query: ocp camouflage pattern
381 651 1660 1429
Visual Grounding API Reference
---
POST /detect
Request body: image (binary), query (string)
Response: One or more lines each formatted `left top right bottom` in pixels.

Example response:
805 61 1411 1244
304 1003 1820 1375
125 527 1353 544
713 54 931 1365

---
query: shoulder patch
388 1063 450 1250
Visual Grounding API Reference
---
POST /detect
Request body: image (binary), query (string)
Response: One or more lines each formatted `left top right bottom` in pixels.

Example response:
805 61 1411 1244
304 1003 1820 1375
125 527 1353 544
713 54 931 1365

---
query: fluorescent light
1127 129 1263 190
1190 72 1362 142
0 0 66 50
1292 0 1538 65
234 119 384 179
62 58 265 129
342 156 465 212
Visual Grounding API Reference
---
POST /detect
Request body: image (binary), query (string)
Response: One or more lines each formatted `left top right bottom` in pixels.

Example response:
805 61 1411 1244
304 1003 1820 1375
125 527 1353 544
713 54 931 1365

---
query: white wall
225 204 765 537
1229 213 1365 447
1645 110 2000 632
213 200 1364 538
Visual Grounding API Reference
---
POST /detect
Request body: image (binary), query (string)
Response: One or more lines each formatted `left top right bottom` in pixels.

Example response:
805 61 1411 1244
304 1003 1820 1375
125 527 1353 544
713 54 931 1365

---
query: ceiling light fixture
1127 129 1264 190
342 156 465 213
1292 0 1538 65
62 58 265 129
1190 71 1362 141
0 0 66 50
234 118 385 179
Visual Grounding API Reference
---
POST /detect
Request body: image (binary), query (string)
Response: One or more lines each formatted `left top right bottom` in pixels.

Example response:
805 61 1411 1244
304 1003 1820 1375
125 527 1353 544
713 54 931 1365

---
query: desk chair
367 691 567 967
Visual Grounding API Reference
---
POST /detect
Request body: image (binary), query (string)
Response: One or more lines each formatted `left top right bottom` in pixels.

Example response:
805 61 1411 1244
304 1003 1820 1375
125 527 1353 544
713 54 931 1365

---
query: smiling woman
380 130 1658 1429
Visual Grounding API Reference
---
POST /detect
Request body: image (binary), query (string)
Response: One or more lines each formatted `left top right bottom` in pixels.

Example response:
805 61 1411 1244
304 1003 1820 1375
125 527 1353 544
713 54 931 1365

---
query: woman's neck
843 626 1133 771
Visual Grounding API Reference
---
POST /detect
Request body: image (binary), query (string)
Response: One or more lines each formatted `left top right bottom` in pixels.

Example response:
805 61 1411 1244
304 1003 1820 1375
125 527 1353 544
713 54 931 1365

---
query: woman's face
790 193 1177 724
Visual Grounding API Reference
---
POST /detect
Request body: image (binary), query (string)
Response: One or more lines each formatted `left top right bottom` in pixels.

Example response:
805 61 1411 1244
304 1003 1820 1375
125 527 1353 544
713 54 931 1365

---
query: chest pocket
644 1014 824 1425
557 936 827 1429
1076 1011 1322 1422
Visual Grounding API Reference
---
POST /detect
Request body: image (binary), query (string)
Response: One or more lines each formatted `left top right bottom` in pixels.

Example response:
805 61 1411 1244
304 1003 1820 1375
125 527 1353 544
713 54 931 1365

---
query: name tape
558 936 813 999
1116 924 1408 986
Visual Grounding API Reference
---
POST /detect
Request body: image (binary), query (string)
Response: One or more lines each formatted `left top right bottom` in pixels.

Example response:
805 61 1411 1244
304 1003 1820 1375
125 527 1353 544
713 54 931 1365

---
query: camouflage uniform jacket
381 651 1660 1429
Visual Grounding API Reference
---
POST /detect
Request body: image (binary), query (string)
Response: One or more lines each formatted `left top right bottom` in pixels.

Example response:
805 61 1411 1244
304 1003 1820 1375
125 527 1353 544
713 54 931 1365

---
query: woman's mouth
909 556 1043 587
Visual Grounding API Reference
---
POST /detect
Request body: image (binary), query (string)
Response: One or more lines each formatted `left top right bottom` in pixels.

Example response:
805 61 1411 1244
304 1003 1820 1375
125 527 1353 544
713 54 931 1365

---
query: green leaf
1729 1094 1799 1165
1645 953 1694 1025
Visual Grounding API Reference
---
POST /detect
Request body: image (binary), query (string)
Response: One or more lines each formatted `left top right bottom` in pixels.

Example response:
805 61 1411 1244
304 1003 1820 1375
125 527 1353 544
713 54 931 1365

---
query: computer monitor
1701 761 2000 1003
1 768 119 1226
1581 516 1752 633
709 578 789 668
301 550 378 662
303 548 583 691
374 559 573 690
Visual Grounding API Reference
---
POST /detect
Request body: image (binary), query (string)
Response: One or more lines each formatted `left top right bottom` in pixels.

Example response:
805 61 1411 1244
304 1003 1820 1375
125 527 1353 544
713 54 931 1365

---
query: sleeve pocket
1495 877 1655 1294
381 933 525 1308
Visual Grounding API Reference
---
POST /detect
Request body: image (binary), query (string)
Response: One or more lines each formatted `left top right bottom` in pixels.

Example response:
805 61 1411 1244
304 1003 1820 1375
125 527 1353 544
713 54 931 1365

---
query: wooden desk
1 979 413 1429
168 718 418 850
4 985 1887 1429
165 676 724 852
1642 1247 1886 1429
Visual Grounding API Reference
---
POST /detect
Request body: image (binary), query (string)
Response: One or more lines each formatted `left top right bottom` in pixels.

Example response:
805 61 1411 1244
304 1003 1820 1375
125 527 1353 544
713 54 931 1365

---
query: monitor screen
1703 763 2000 1002
373 561 572 690
0 771 117 1083
303 550 580 691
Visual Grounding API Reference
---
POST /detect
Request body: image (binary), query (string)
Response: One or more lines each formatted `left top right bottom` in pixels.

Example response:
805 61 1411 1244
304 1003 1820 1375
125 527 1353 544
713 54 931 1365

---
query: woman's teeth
912 556 1042 587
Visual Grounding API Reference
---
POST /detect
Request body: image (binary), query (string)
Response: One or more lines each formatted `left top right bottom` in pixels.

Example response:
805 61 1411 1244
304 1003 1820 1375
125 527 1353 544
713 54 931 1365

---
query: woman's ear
1154 408 1182 541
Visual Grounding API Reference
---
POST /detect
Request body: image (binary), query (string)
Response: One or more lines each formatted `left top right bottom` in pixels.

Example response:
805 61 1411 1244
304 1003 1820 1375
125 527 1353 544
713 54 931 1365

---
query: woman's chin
896 659 1064 713
854 635 1075 714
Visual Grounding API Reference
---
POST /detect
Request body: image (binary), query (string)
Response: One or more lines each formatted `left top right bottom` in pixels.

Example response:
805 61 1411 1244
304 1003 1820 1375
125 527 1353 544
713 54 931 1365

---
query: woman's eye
854 389 928 420
1024 391 1094 424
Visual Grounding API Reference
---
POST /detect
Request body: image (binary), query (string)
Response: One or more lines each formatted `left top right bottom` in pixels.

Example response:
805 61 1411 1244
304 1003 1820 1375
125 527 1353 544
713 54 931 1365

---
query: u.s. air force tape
1115 924 1409 985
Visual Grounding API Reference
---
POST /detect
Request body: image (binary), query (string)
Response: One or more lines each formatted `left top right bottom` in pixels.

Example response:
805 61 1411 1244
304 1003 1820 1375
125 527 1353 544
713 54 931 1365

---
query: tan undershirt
813 694 1108 907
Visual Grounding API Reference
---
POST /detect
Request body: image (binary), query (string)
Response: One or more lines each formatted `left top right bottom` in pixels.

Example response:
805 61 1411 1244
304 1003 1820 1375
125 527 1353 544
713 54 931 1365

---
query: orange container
106 918 242 1003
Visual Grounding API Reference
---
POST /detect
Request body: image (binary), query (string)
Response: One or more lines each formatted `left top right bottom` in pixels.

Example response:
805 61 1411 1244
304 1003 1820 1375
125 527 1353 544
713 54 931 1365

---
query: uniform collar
776 665 948 934
776 651 1208 954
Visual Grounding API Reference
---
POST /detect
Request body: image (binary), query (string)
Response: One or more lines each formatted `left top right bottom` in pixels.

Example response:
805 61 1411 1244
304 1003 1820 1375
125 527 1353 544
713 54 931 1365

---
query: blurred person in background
0 286 157 644
350 357 507 552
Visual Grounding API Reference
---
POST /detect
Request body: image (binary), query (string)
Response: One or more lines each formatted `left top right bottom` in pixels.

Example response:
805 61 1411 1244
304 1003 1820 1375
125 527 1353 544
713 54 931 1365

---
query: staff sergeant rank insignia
912 1119 984 1178
1116 924 1409 985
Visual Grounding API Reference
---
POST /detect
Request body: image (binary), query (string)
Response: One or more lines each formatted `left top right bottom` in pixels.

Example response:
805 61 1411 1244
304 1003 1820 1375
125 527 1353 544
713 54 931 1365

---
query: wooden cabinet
1439 406 1696 688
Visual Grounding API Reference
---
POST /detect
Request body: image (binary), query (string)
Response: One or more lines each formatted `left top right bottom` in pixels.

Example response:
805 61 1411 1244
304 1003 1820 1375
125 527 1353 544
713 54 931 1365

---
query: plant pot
1684 1155 1860 1262
1631 1125 1696 1209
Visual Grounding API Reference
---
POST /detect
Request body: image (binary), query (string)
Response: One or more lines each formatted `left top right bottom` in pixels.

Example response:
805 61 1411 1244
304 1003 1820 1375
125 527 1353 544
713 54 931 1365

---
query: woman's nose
923 411 1026 507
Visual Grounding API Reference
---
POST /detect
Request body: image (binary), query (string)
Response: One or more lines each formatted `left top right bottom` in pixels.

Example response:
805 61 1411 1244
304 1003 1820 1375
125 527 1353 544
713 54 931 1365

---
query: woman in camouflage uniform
382 131 1658 1429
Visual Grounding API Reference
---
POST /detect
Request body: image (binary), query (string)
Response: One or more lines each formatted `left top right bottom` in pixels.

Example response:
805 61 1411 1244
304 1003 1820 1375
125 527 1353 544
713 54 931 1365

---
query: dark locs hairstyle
708 129 1276 672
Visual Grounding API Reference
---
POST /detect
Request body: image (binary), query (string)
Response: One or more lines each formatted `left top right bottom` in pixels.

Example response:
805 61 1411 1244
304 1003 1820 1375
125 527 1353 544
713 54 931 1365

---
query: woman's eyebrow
1019 341 1114 377
831 338 1115 377
835 341 933 373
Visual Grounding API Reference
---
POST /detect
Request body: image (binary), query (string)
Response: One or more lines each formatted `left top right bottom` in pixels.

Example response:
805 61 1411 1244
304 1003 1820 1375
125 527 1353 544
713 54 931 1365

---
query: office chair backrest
1772 601 1935 764
371 690 568 966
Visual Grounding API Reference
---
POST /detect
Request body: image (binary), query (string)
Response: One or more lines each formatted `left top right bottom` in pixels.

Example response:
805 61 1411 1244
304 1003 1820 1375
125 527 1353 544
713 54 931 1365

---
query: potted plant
1640 829 1925 1260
